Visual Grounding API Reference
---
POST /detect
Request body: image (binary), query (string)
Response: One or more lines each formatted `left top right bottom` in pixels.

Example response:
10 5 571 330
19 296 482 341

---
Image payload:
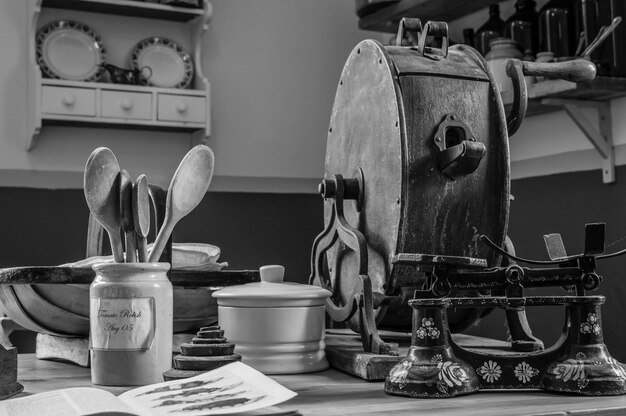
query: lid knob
259 265 284 283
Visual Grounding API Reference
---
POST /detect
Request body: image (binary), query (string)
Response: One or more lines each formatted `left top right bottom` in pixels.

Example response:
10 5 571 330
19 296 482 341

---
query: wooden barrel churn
310 20 596 354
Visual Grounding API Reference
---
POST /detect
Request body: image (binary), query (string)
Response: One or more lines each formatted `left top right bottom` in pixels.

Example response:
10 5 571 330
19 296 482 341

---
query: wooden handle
395 17 422 46
108 227 125 263
136 236 147 262
516 59 596 83
148 221 173 263
125 231 137 262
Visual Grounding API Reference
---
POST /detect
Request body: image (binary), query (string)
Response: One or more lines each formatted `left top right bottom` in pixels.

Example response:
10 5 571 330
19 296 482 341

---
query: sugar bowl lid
212 265 331 307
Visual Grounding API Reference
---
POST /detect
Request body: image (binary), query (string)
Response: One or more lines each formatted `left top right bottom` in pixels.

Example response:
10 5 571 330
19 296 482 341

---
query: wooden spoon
148 145 215 262
132 174 151 262
120 169 136 262
83 147 124 262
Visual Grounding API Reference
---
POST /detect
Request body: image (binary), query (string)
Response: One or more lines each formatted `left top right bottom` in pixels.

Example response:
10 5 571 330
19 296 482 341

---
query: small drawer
157 94 206 123
101 90 152 120
42 86 96 117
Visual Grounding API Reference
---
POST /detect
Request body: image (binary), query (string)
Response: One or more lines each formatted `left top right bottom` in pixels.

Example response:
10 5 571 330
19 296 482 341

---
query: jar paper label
90 297 155 351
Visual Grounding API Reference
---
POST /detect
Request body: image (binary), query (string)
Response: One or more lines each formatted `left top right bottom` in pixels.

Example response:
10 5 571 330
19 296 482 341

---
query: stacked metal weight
163 326 242 380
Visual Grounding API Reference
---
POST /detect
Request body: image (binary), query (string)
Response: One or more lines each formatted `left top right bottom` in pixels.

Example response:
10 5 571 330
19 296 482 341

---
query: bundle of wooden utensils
83 145 215 263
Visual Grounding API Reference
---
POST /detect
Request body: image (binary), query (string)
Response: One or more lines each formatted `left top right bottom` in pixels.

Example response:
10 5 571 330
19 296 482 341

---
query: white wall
0 0 381 191
0 0 621 191
202 0 384 192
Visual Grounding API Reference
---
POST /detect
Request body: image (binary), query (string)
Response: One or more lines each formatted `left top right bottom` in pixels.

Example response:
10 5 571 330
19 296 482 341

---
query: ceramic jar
486 37 523 94
212 265 331 375
90 263 173 386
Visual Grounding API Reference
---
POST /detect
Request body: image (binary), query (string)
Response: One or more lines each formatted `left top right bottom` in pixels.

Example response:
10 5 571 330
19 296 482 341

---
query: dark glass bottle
475 4 505 56
463 28 475 47
538 0 575 57
505 0 539 54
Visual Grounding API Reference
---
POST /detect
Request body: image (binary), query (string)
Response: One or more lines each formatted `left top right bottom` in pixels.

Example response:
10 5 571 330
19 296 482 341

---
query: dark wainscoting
0 189 324 276
0 189 324 352
1 166 625 359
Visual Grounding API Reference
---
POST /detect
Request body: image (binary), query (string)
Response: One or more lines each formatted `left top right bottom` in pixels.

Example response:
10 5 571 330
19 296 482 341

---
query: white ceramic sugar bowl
212 265 331 374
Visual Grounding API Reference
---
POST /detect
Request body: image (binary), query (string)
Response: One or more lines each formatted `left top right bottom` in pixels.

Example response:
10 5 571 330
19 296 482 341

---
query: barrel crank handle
506 59 596 136
309 177 360 323
310 174 398 355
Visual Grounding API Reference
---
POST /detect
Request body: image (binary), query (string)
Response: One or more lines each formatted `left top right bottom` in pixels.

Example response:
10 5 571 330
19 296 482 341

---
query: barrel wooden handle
514 59 596 83
395 18 422 46
417 21 448 59
505 59 597 137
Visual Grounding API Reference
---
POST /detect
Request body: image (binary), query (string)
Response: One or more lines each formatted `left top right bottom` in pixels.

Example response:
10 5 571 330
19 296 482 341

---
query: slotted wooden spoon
148 145 215 262
132 174 151 262
83 147 124 262
120 169 136 262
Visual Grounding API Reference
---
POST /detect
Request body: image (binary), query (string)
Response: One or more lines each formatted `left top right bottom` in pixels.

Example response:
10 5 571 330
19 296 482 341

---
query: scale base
385 296 626 398
325 329 509 381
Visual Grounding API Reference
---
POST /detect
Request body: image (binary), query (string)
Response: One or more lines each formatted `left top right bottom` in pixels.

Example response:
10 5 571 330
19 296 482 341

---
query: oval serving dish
36 20 106 82
131 37 193 89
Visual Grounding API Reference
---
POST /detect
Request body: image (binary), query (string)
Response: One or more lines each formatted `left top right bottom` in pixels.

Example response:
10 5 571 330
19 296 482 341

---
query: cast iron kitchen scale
309 18 626 397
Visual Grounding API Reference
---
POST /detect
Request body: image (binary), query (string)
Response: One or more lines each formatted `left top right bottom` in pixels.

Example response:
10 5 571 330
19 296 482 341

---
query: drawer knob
121 99 133 111
62 94 75 106
176 102 188 114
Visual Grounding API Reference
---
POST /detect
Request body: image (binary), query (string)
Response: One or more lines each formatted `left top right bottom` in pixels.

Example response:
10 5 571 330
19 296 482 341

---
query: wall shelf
358 0 506 33
40 79 208 131
27 0 212 150
41 0 204 22
502 76 626 184
502 76 626 117
357 0 626 184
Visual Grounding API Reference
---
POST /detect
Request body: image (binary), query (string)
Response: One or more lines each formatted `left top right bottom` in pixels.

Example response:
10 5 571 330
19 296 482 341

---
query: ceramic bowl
212 265 331 374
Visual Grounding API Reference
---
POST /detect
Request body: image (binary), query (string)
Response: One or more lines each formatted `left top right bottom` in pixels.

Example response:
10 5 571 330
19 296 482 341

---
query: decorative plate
131 37 193 89
36 20 106 82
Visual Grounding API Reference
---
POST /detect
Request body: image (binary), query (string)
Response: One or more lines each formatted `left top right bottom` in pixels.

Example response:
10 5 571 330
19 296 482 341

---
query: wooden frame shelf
502 76 626 184
41 0 204 22
358 0 506 33
27 0 212 150
39 78 209 139
502 76 626 116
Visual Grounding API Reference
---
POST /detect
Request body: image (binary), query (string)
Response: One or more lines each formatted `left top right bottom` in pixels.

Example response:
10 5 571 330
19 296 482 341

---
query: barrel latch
434 113 486 180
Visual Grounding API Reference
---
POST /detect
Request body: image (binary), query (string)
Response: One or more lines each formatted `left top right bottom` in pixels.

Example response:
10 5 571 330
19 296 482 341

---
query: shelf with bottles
357 0 506 33
362 0 625 75
26 0 212 150
360 0 624 184
41 0 205 22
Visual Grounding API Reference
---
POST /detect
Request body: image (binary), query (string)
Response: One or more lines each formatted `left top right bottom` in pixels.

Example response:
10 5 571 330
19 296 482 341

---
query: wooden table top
16 354 626 416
